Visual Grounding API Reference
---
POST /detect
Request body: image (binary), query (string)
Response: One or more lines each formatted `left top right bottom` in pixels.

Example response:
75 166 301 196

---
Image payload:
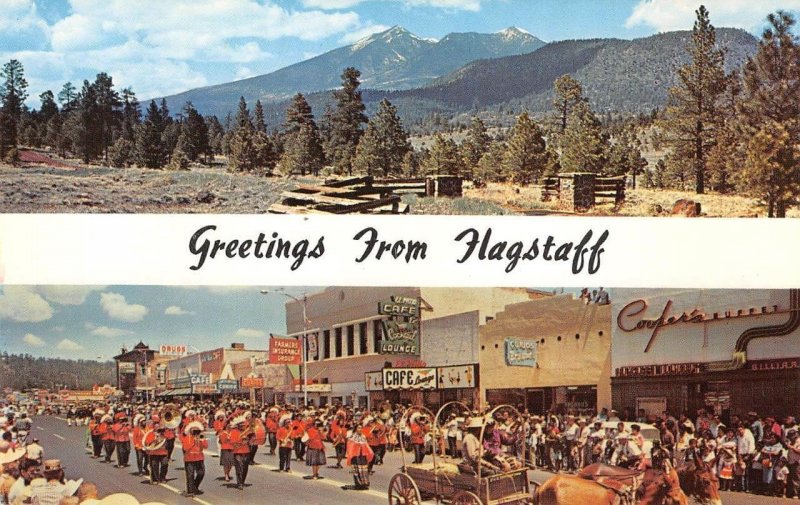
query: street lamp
261 289 308 407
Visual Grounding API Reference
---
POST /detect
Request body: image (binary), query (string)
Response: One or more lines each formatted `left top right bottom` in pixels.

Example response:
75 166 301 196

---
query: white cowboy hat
184 410 197 417
465 417 483 429
231 416 247 427
0 447 25 465
184 421 204 435
101 414 113 423
279 414 292 426
99 493 140 505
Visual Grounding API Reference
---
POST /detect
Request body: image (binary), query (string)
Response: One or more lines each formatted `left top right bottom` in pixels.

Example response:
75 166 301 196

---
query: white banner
1 214 799 288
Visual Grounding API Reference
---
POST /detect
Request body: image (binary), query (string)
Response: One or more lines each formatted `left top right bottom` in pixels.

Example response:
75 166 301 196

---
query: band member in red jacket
163 425 177 462
265 408 279 456
180 421 208 497
100 415 115 463
89 411 104 458
303 419 326 480
276 415 293 472
229 417 251 490
144 423 169 484
217 421 234 482
111 413 131 468
132 415 148 476
329 412 348 468
290 415 306 461
247 413 266 466
410 413 430 464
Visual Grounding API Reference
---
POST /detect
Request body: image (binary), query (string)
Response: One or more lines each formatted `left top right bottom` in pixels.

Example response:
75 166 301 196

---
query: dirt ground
1 151 795 217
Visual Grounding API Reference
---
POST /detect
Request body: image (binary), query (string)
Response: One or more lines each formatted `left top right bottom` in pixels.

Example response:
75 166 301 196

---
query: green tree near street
352 98 410 176
501 112 550 184
661 5 727 194
736 11 800 217
323 67 368 175
280 93 324 176
0 59 29 159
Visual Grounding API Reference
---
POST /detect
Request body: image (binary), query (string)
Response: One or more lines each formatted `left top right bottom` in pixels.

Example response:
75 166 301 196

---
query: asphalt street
33 416 792 504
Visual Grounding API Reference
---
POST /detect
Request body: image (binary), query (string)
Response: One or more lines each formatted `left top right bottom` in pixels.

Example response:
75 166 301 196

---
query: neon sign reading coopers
616 298 787 352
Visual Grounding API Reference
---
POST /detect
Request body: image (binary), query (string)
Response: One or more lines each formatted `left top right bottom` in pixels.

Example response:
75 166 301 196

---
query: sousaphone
142 429 167 451
162 403 181 430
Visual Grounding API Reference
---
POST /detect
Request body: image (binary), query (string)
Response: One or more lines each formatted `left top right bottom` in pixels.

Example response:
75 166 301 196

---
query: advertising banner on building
294 383 332 393
269 337 302 365
437 364 477 389
364 371 384 391
241 376 265 388
215 379 239 392
382 368 437 390
189 374 210 385
505 338 538 367
192 384 217 394
159 344 188 357
378 295 420 355
118 362 136 375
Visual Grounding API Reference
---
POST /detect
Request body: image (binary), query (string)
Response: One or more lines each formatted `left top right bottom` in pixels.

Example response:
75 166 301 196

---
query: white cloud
303 0 482 10
234 66 255 80
100 292 148 322
235 328 267 338
625 0 800 32
56 338 84 351
22 333 46 347
0 286 53 322
164 306 190 316
38 286 106 305
88 324 134 338
340 24 392 44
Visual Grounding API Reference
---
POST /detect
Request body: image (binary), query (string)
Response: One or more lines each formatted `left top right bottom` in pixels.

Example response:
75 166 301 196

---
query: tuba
143 430 167 451
162 404 181 430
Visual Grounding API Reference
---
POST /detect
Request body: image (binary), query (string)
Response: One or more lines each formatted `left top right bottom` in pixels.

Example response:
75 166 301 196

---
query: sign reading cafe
378 295 420 356
505 338 538 367
382 368 437 390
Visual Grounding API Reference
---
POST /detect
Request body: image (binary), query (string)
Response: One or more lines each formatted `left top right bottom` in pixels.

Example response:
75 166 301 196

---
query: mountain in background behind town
158 25 545 118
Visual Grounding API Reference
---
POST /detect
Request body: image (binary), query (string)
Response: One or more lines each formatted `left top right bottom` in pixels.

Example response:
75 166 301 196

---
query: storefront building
479 295 612 415
284 287 539 408
114 342 171 400
611 289 800 422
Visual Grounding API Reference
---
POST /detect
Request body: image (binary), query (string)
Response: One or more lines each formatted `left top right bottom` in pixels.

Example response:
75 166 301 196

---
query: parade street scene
1 286 799 504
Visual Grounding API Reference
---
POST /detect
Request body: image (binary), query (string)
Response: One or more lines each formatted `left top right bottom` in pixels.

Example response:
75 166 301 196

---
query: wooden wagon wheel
451 490 483 505
388 473 421 505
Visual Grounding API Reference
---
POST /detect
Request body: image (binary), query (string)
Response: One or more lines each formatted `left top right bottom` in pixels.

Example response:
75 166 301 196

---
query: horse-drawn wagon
388 403 535 505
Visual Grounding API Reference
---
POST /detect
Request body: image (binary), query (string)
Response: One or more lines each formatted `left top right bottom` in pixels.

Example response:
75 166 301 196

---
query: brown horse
677 454 722 505
533 461 688 505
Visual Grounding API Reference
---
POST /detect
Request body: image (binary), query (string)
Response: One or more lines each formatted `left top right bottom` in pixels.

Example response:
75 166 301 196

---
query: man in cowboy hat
88 411 104 459
180 421 208 497
29 459 69 505
458 417 485 475
131 415 148 477
610 432 642 469
100 415 115 463
229 416 251 490
0 447 26 503
144 421 169 484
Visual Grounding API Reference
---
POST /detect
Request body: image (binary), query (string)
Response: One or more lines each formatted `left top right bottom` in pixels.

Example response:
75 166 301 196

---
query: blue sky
0 285 320 361
3 0 798 106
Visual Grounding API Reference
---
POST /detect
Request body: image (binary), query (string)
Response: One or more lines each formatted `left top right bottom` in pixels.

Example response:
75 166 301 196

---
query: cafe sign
382 368 437 390
378 295 420 356
505 338 538 367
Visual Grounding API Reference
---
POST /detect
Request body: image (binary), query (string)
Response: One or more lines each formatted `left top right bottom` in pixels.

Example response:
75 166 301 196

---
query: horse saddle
578 464 642 504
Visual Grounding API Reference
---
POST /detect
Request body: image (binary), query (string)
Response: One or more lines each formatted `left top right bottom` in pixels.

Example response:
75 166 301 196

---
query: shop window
359 322 368 354
373 319 382 351
335 327 343 357
323 330 331 359
347 325 355 356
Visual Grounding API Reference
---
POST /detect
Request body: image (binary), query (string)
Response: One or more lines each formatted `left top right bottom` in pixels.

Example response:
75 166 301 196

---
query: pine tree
323 67 367 175
460 117 491 178
57 82 77 111
501 112 550 184
178 102 209 163
38 91 58 122
560 101 608 174
352 99 410 176
661 5 727 194
92 72 121 162
134 100 167 169
475 141 506 183
254 100 267 133
67 80 101 163
421 134 460 176
205 115 225 156
0 59 28 158
552 74 584 133
228 97 257 172
281 93 324 175
120 88 141 143
737 11 800 217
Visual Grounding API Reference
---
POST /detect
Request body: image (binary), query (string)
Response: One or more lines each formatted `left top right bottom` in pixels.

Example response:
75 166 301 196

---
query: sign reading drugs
269 337 302 365
505 338 538 367
382 368 437 390
378 295 420 355
159 344 188 357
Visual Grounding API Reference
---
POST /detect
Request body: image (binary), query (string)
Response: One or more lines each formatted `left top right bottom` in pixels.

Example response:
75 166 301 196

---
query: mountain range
158 25 759 126
159 25 545 118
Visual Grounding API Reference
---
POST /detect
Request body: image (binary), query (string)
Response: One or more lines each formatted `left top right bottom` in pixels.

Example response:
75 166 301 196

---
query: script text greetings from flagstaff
187 224 609 274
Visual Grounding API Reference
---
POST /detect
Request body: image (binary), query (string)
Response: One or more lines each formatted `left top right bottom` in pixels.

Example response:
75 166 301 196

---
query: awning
159 388 192 397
